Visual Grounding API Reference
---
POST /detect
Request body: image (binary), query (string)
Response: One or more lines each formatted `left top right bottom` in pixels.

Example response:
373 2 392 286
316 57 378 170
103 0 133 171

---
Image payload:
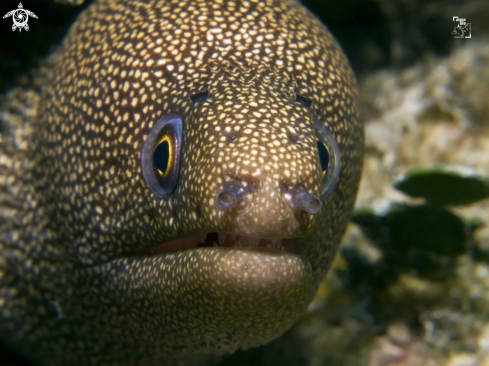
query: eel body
0 0 363 364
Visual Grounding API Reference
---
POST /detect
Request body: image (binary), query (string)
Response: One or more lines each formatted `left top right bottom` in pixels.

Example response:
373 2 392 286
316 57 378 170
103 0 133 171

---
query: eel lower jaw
113 234 313 353
135 232 297 255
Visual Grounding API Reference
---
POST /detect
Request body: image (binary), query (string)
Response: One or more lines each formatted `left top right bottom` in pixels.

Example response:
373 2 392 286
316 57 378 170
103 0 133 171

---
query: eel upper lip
134 232 297 255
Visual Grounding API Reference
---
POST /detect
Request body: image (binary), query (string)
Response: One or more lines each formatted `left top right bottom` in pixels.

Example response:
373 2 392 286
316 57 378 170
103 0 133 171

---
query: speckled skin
0 0 363 364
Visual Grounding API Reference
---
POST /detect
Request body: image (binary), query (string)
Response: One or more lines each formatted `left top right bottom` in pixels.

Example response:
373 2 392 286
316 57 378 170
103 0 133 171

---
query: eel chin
98 246 313 354
133 232 297 254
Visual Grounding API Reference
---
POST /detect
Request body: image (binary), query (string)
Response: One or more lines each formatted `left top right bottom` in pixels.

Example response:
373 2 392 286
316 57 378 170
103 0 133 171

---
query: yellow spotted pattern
0 0 363 364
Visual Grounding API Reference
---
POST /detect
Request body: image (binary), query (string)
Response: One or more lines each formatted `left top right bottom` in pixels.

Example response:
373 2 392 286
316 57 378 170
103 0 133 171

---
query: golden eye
141 114 182 197
154 134 173 177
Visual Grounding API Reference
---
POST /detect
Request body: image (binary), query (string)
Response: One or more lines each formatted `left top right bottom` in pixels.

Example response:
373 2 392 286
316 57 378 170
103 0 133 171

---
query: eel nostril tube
217 185 244 209
291 188 322 214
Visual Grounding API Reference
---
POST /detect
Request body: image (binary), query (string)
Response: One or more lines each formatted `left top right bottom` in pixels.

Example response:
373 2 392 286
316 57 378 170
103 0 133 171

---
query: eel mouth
135 232 297 255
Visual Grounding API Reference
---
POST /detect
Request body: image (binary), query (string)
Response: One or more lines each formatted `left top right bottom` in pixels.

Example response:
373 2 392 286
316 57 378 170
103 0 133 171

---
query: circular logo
2 3 38 32
12 8 29 29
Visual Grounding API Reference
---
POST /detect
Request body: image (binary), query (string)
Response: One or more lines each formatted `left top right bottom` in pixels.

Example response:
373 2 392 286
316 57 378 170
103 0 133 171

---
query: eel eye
317 140 329 173
154 135 172 177
315 119 341 202
190 91 210 107
141 113 183 197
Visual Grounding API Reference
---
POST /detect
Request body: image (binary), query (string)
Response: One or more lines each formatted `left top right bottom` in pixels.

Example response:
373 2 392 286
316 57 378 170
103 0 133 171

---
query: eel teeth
218 232 227 245
249 237 260 247
198 232 207 244
139 232 295 254
239 236 249 247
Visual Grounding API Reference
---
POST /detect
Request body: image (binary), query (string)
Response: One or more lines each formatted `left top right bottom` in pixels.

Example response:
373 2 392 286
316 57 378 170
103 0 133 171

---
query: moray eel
0 0 363 364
